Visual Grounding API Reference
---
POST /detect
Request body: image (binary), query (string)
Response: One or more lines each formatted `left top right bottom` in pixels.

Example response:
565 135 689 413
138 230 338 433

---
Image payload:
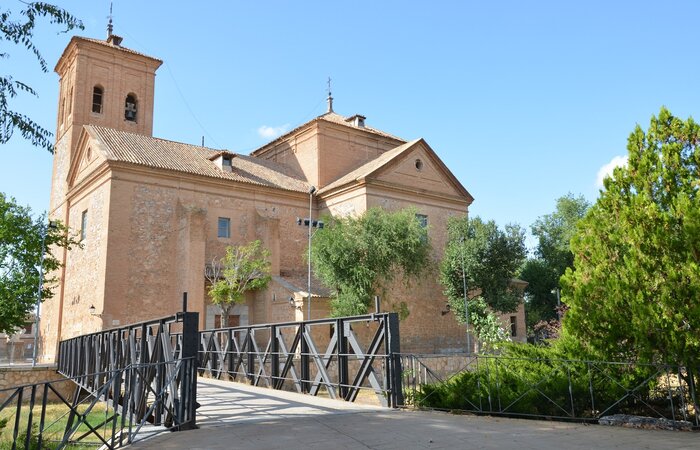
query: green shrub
413 342 658 418
0 425 40 450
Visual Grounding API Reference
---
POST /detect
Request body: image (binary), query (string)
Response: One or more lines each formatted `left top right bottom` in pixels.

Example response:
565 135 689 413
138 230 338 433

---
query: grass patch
0 400 120 449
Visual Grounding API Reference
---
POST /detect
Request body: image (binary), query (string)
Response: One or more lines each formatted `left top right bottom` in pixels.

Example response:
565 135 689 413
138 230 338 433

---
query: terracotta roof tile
78 36 161 62
86 126 311 193
317 112 405 141
250 112 405 156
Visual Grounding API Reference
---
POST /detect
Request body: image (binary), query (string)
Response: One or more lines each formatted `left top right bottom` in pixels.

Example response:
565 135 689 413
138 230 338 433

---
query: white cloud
257 124 290 139
596 155 628 189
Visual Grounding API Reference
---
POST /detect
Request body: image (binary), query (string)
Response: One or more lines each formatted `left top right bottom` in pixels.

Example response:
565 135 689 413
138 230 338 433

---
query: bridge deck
128 378 699 450
195 377 385 427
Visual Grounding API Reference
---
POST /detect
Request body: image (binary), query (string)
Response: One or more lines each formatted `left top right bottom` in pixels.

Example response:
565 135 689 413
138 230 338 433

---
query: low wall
0 365 75 403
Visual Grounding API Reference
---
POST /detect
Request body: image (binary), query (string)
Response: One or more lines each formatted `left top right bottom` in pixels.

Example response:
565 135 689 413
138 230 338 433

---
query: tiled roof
318 112 405 141
54 36 163 71
250 111 405 157
274 275 333 298
318 139 421 194
80 36 162 62
85 126 311 193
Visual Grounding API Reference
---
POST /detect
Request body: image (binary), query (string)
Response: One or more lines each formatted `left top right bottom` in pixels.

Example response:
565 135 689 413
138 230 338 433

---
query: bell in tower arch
125 94 137 122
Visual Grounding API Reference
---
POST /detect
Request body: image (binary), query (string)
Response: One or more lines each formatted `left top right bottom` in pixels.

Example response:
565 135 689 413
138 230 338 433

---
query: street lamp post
307 186 314 319
296 186 324 320
32 221 56 367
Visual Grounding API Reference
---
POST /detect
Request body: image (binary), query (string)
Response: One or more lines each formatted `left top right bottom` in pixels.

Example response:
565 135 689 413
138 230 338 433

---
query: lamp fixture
296 217 324 229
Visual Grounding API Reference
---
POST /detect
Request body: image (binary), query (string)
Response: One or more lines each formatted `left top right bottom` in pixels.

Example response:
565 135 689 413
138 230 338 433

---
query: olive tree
206 240 271 327
310 207 430 317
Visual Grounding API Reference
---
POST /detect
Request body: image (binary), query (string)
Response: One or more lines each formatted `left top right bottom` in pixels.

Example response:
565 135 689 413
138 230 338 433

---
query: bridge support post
301 323 310 393
227 329 235 380
271 325 279 388
246 331 255 384
179 311 199 430
337 318 348 400
386 313 403 407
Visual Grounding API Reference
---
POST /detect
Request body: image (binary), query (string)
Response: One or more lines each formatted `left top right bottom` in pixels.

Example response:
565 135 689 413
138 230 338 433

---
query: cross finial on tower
107 2 114 37
326 76 334 113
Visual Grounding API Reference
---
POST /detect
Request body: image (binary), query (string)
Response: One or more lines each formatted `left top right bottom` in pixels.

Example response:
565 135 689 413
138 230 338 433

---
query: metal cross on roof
326 76 334 113
107 2 114 37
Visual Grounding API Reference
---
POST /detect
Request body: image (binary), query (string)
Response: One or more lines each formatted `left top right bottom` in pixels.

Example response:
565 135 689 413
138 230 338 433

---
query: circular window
86 147 92 161
415 159 423 171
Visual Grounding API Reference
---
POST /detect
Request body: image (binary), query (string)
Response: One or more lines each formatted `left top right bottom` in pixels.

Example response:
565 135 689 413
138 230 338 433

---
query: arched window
92 86 104 114
124 94 137 122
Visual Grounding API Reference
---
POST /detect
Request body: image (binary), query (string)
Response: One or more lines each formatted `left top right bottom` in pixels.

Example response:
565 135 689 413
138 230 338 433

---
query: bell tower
50 32 162 215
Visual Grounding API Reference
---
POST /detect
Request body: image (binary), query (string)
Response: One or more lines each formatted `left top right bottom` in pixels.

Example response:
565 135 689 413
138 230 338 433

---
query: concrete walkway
129 378 699 450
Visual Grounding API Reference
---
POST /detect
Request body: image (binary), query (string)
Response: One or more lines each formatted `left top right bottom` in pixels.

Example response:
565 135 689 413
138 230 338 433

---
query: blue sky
2 1 699 247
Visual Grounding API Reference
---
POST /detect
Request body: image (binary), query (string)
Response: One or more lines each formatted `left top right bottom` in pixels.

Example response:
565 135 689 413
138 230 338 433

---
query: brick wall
0 365 75 404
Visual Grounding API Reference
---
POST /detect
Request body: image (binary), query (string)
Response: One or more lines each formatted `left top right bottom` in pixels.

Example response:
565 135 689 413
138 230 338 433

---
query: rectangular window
415 214 428 228
80 210 88 241
217 217 230 238
510 316 517 337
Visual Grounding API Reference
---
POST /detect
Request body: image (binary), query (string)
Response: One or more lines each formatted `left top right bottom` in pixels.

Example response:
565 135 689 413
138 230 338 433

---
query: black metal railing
44 312 199 448
198 312 403 407
399 353 700 428
0 357 197 449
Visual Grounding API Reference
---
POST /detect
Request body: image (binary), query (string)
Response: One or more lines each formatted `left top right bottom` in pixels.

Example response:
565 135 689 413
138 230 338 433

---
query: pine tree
562 107 700 368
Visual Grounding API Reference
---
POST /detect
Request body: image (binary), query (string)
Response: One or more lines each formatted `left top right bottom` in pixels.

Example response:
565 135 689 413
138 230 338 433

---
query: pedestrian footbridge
47 310 401 448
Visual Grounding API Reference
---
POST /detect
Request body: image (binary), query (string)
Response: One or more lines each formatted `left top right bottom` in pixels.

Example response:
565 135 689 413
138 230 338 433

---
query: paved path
129 378 698 449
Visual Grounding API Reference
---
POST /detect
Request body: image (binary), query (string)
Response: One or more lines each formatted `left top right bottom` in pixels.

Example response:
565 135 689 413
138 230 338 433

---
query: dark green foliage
310 207 430 316
441 216 526 314
0 2 83 151
439 216 526 345
521 194 589 329
0 193 80 334
414 340 662 419
520 258 559 326
562 108 700 368
532 193 590 275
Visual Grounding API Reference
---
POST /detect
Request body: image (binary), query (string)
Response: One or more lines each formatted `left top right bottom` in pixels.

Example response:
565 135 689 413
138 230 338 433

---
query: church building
40 30 526 362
